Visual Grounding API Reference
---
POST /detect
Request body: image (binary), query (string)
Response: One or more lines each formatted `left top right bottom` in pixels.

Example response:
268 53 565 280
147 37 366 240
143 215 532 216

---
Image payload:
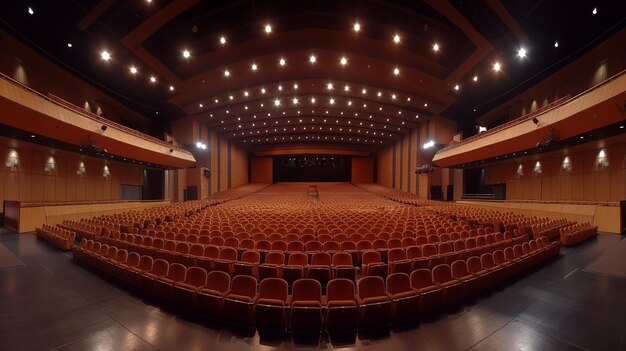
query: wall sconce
533 161 542 174
561 156 572 173
103 165 111 178
597 149 609 167
44 156 56 174
76 161 86 176
515 164 524 178
6 150 19 169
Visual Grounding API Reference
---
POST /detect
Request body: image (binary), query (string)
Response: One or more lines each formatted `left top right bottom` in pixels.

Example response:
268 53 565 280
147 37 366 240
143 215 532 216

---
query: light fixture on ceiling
224 70 230 77
393 67 400 75
518 47 527 58
274 99 281 106
220 36 226 44
67 43 72 48
353 22 361 32
554 41 559 48
454 84 460 91
292 98 299 105
493 62 501 72
340 57 348 65
592 7 597 15
150 76 157 83
344 85 350 91
433 43 439 51
473 75 478 82
423 140 435 149
264 24 272 33
393 34 400 43
129 66 137 74
361 88 367 94
329 98 335 105
169 85 174 91
327 83 334 90
279 58 286 66
182 50 190 59
28 7 34 15
251 63 258 71
100 50 111 61
293 83 298 90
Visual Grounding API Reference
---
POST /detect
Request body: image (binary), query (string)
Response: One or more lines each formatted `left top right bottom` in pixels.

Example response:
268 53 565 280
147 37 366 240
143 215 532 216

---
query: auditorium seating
560 222 599 246
64 183 566 333
35 224 76 250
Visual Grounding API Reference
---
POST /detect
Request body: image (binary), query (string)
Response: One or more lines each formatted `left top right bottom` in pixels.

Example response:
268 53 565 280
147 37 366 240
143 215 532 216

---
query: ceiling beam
78 0 116 31
486 0 530 44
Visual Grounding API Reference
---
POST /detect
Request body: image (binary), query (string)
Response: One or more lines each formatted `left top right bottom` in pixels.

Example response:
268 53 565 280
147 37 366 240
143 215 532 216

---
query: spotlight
532 117 539 125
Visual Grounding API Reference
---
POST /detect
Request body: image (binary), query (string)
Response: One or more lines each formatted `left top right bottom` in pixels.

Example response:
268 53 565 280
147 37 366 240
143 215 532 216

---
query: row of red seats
91 231 526 286
560 223 598 246
58 220 101 240
35 224 76 250
72 236 559 331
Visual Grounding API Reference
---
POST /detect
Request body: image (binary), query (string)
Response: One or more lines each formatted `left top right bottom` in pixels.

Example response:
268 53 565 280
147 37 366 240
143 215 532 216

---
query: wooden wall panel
376 144 393 188
230 143 249 188
219 137 229 192
483 136 626 202
251 157 273 183
351 158 374 183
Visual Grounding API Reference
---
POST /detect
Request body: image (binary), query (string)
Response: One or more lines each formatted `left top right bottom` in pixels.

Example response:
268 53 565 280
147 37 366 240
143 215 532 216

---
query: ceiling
0 0 624 149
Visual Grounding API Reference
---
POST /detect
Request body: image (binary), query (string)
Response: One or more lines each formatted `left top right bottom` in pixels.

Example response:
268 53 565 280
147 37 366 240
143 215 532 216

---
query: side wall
251 157 273 183
351 158 374 183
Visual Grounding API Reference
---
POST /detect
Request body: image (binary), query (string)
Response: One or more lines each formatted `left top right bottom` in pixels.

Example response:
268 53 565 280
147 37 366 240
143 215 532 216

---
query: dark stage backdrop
273 155 351 182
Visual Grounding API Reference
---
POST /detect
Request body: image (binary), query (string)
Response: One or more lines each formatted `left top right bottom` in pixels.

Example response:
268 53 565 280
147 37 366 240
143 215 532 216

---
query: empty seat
410 269 444 313
282 252 308 286
451 260 480 296
386 272 420 322
361 250 387 279
234 250 260 277
255 278 290 331
387 248 412 275
258 252 285 281
432 264 464 303
307 252 332 287
175 267 208 308
223 275 258 326
213 247 238 274
290 279 323 331
197 271 231 317
357 276 391 328
325 279 358 331
332 251 357 281
153 263 186 302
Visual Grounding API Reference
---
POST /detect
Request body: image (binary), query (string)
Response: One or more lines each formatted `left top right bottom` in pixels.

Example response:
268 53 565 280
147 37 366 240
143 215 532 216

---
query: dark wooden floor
1 228 625 351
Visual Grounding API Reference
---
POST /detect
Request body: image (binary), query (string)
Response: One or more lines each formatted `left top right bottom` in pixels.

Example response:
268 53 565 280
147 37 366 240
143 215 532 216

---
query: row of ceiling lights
243 136 384 144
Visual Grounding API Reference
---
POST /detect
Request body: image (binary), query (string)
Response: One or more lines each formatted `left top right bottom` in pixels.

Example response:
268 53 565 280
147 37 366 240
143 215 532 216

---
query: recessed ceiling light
391 94 397 100
279 58 286 66
554 41 559 48
129 66 138 74
278 85 283 91
311 97 316 103
473 75 478 82
327 83 334 90
518 47 527 58
493 62 501 72
28 7 34 15
393 34 401 43
433 43 439 51
377 91 382 97
292 98 299 105
182 50 190 59
100 50 111 61
229 95 234 100
199 103 203 108
353 22 361 32
424 103 428 107
150 76 157 83
251 63 258 71
169 85 175 91
244 91 249 96
309 55 317 63
261 88 266 94
274 99 281 106
340 57 348 65
361 88 367 94
224 70 230 77
344 85 350 91
67 43 72 48
220 36 226 45
329 98 335 104
592 7 597 15
293 83 298 89
454 84 460 91
393 67 400 75
265 24 272 33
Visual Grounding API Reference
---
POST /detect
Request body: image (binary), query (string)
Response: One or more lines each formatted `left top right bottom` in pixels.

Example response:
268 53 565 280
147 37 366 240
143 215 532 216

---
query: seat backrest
184 267 208 287
388 248 407 262
373 239 388 249
167 263 187 281
287 252 308 267
422 244 437 257
410 269 435 290
388 238 402 249
271 240 287 251
432 264 453 284
256 240 271 250
230 275 257 298
358 276 387 299
292 279 322 303
323 241 340 251
115 249 128 263
493 250 507 264
287 241 304 252
219 247 238 260
311 252 331 266
327 278 356 302
151 259 168 276
306 241 322 252
361 250 382 265
189 244 204 256
259 278 288 302
332 251 353 266
438 242 452 254
451 260 469 278
386 272 411 295
241 250 260 264
480 253 495 269
206 271 231 293
176 242 189 254
264 251 285 265
406 245 422 259
126 252 141 268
